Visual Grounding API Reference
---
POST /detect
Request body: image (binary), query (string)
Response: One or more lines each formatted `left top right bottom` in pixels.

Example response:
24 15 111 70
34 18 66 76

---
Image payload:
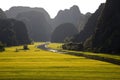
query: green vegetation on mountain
51 23 79 42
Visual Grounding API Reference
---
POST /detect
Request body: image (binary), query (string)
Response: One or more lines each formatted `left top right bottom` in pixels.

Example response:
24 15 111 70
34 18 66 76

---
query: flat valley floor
0 43 120 80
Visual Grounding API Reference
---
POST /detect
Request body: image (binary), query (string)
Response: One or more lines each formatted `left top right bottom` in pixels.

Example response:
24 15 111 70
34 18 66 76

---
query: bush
23 44 29 50
15 48 19 52
0 41 5 52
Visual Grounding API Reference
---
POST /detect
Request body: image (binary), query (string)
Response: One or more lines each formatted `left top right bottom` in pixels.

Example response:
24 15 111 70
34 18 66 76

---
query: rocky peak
0 8 7 19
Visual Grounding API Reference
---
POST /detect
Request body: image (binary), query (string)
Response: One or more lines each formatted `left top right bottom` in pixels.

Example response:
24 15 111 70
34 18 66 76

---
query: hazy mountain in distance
5 6 91 42
51 5 91 32
16 11 52 41
5 6 52 30
51 23 79 42
5 7 51 21
85 0 120 53
72 3 105 43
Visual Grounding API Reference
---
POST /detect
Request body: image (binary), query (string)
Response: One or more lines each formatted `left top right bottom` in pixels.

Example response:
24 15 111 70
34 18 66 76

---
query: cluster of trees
62 42 83 51
0 41 5 52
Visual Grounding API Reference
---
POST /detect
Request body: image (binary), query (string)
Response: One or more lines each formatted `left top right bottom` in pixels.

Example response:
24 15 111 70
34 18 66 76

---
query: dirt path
37 42 67 53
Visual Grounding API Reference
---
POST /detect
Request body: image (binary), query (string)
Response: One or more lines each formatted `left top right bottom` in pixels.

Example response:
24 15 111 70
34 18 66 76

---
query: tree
0 41 5 52
23 44 29 50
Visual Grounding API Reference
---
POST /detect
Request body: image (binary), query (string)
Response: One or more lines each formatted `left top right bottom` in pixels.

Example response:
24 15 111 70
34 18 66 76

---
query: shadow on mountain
51 23 79 43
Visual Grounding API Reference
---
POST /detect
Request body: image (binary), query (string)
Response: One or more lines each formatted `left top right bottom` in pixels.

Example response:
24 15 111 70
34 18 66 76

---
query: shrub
0 41 5 52
23 44 29 50
15 48 19 52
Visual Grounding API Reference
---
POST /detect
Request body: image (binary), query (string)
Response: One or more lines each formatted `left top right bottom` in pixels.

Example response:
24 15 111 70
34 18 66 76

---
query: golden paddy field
0 42 120 80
